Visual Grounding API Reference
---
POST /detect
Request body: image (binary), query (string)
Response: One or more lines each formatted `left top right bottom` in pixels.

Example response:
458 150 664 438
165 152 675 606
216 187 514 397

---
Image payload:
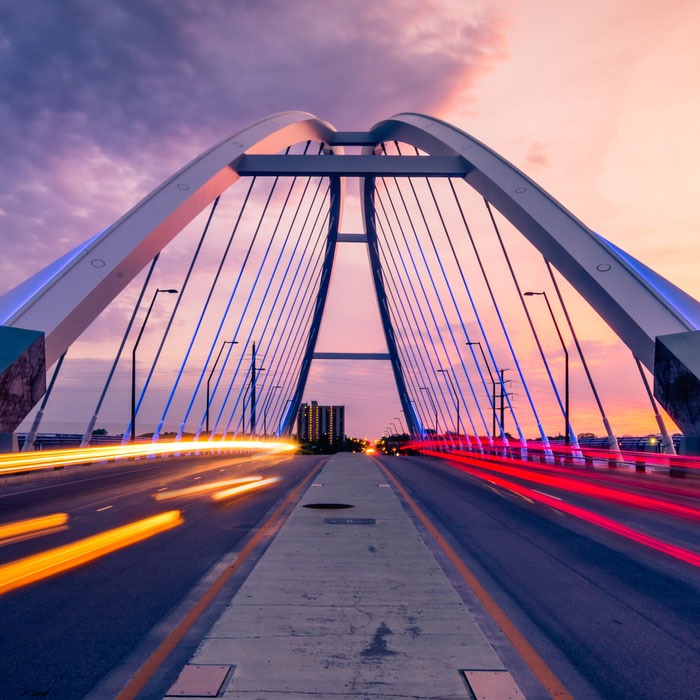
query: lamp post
466 341 497 436
263 385 282 436
206 339 238 435
390 421 399 435
131 288 178 442
524 291 569 446
420 386 438 437
248 341 265 435
395 415 405 435
437 369 459 438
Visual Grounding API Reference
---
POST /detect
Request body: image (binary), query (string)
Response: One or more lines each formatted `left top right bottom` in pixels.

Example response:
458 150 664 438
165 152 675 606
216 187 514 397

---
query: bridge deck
164 453 525 699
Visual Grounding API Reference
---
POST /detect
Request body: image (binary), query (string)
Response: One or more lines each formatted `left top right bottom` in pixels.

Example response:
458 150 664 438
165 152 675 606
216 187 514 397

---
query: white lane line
97 505 113 512
532 489 563 501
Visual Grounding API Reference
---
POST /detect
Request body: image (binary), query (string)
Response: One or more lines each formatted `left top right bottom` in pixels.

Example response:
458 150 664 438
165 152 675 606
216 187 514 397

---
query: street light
206 339 238 435
437 369 459 439
420 386 438 437
263 386 282 436
466 341 497 436
131 288 178 442
394 415 405 435
390 421 399 435
524 291 570 445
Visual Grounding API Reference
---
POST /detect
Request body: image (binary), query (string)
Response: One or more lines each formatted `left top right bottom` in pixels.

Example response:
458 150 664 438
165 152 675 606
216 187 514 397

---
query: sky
1 0 699 440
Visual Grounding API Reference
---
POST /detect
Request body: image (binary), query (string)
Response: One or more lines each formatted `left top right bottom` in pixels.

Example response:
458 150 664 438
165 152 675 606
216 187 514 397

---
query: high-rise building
297 401 345 443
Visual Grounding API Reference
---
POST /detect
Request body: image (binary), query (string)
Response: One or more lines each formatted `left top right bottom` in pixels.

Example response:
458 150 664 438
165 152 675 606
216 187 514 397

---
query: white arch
0 112 339 367
369 113 700 372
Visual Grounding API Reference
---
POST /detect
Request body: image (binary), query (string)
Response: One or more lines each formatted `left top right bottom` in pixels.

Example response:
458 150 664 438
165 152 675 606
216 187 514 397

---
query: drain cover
303 503 354 509
325 517 376 525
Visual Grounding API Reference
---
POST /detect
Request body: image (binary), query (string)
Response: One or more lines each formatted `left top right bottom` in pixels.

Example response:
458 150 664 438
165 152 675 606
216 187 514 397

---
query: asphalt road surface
380 454 700 700
0 452 322 700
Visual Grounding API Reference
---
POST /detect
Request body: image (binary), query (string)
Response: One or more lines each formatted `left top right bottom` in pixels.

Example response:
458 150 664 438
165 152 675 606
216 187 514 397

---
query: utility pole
251 342 257 434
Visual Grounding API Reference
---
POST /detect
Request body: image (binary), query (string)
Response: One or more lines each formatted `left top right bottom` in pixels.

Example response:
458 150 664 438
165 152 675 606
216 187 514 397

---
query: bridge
0 112 699 699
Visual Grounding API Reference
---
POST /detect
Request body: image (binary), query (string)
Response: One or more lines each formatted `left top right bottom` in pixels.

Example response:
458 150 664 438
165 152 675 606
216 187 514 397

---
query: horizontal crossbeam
337 233 368 243
312 352 391 360
233 155 469 178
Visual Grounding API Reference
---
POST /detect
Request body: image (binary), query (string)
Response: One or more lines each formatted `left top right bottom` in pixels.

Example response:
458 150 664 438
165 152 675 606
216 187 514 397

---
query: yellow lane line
377 460 573 700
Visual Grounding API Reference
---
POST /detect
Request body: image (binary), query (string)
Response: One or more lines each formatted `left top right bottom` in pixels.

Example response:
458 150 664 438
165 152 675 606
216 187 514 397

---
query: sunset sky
1 0 699 440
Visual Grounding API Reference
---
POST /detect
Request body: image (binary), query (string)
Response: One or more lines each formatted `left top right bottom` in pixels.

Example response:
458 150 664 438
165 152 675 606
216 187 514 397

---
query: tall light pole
263 385 282 436
206 339 238 435
524 291 569 446
249 341 265 435
420 386 438 437
437 369 459 438
395 415 405 435
131 288 178 442
466 341 497 437
390 421 399 435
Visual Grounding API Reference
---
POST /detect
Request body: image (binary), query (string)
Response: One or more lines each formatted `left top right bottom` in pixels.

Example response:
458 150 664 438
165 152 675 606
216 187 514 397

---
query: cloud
525 140 549 168
0 0 508 291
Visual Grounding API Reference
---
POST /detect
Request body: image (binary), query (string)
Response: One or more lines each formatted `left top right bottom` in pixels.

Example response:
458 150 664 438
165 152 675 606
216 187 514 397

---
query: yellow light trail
211 476 281 502
0 439 297 477
153 476 263 501
0 510 183 596
0 513 69 544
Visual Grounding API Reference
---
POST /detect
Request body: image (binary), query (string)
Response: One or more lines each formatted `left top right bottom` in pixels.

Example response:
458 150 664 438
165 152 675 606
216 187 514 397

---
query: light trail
211 476 281 502
421 451 700 568
0 510 183 596
153 476 263 501
427 451 700 522
0 513 69 544
0 439 297 477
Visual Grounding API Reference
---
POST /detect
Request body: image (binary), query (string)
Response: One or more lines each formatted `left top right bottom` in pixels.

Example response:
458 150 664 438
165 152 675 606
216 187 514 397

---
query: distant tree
91 428 108 435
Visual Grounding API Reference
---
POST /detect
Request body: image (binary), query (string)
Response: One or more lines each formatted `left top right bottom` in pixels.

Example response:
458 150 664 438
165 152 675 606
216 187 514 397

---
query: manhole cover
303 503 354 509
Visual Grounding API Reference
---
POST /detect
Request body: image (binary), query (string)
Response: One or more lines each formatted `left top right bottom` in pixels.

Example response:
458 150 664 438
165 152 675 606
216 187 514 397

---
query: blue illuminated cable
253 224 329 439
375 206 440 426
247 185 331 436
375 184 456 445
375 183 455 442
125 197 220 441
417 162 501 441
213 180 328 438
374 193 455 443
378 241 437 432
447 179 526 446
208 172 329 438
390 144 485 440
376 179 464 446
427 175 510 441
88 253 159 447
196 173 306 438
201 175 327 438
484 199 557 451
151 178 258 440
217 209 328 437
179 170 289 440
201 142 320 437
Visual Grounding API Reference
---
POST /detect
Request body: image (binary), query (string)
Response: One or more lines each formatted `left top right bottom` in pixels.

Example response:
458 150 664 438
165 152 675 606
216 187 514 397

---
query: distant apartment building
297 401 345 443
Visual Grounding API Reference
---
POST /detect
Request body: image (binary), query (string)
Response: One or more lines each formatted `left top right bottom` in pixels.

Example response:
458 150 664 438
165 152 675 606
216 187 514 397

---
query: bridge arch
1 111 699 439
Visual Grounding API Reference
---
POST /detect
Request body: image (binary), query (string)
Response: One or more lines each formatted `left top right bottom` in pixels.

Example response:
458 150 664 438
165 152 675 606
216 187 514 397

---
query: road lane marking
376 460 574 700
533 489 563 501
114 460 325 700
96 505 113 512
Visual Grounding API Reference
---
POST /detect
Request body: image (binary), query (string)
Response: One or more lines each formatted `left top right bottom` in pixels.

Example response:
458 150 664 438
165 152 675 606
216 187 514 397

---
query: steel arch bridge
1 111 699 448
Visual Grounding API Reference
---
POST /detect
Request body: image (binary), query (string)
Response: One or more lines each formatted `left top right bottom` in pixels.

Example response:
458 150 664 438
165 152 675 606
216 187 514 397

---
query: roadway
0 452 322 700
380 453 700 700
1 451 699 699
